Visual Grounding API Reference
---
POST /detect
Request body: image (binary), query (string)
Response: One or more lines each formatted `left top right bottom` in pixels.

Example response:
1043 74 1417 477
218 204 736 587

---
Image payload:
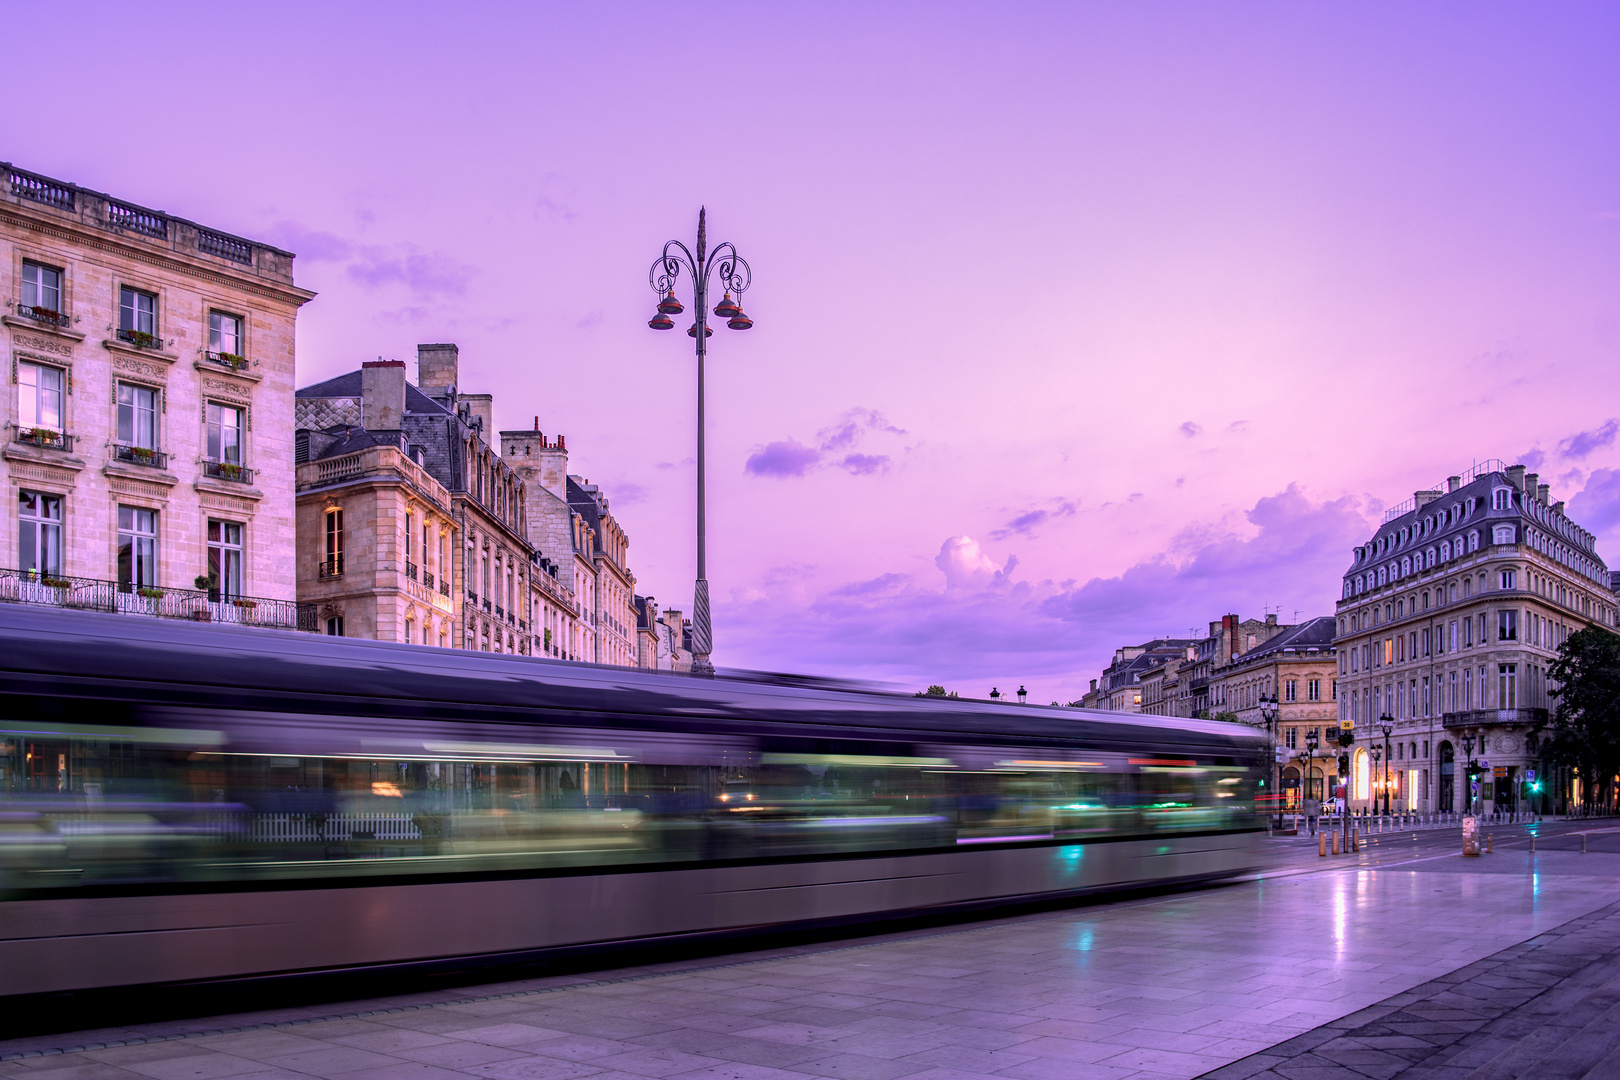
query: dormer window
1493 488 1511 511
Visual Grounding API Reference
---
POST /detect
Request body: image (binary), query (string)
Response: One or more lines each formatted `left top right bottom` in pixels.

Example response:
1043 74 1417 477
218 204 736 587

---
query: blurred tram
0 606 1266 998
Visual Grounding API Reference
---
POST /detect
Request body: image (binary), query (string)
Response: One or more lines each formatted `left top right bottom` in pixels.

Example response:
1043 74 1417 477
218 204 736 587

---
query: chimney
417 343 459 399
360 360 406 430
1524 472 1539 499
1447 475 1462 493
1552 500 1565 515
1265 612 1278 626
1537 483 1550 504
1414 489 1442 510
461 393 493 440
1506 464 1526 492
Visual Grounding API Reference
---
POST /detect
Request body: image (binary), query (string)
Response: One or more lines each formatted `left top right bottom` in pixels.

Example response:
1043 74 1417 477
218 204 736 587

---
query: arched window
1468 530 1479 552
1440 541 1450 561
1401 556 1411 577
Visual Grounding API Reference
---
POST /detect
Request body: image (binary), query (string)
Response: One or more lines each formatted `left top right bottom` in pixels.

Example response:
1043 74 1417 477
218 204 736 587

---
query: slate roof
295 371 450 418
1225 616 1335 669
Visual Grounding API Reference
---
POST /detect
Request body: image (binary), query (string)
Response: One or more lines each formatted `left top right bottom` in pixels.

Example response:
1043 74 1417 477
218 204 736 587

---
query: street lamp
1259 693 1280 826
646 208 753 676
1460 731 1476 815
1379 715 1394 817
1304 727 1321 819
1371 742 1383 819
1017 686 1028 705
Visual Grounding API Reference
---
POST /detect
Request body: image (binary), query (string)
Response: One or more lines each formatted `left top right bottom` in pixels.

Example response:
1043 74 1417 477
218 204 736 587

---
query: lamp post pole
1380 717 1394 818
1305 727 1321 832
645 209 753 676
1461 732 1476 816
1260 693 1280 827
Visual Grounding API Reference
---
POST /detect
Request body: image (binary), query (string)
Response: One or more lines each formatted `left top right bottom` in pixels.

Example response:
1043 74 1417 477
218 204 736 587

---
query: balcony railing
0 568 312 631
201 460 254 484
482 599 492 613
495 605 504 620
10 167 75 210
204 350 251 371
423 570 435 590
439 579 450 596
107 200 167 238
15 304 70 329
1442 708 1549 729
14 428 72 452
318 555 344 579
405 562 418 581
115 328 162 350
197 228 253 265
112 444 168 469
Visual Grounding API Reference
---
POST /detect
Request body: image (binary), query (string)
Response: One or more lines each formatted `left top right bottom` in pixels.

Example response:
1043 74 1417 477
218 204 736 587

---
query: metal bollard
1530 834 1535 853
1486 834 1492 854
1583 833 1588 853
1352 828 1360 853
1332 833 1340 855
1319 832 1327 857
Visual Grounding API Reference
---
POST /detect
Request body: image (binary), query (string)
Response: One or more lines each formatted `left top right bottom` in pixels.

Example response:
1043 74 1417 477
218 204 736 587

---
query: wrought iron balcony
115 328 162 350
318 555 344 579
14 428 72 452
495 605 504 620
439 579 450 596
422 570 435 590
0 568 311 631
204 350 250 371
1442 708 1549 729
113 444 167 469
482 599 492 613
201 460 254 484
15 304 70 329
405 561 418 581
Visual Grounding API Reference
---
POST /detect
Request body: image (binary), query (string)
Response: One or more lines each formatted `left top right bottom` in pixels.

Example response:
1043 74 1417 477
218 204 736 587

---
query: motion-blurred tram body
0 606 1266 998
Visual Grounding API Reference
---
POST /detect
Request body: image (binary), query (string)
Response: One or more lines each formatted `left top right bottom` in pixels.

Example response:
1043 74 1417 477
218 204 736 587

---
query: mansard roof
295 370 450 417
1224 616 1335 670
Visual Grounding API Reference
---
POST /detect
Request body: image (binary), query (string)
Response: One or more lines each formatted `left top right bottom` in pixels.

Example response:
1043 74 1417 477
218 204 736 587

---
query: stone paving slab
1195 899 1620 1080
5 844 1620 1080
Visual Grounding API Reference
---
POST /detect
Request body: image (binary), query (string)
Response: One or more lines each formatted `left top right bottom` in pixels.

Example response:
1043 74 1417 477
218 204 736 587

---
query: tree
916 685 959 699
1207 710 1242 725
1544 626 1620 811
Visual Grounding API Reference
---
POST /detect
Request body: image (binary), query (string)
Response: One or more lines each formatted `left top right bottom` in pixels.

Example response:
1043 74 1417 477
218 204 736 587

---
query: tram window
0 728 1259 890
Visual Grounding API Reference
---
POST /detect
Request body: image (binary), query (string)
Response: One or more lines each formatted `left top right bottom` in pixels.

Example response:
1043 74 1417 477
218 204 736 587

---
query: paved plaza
6 825 1620 1080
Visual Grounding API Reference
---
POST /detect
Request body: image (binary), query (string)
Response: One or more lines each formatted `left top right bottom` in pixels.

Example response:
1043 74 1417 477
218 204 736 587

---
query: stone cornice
103 338 179 364
2 314 85 341
0 204 317 311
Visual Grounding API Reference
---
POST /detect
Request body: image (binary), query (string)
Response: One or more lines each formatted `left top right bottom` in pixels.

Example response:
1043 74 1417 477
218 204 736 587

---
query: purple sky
14 4 1620 700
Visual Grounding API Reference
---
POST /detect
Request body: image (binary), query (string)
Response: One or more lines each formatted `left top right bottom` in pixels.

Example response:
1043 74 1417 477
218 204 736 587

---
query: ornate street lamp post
1461 732 1477 816
1379 716 1394 818
645 208 753 676
1304 727 1321 830
1259 693 1280 826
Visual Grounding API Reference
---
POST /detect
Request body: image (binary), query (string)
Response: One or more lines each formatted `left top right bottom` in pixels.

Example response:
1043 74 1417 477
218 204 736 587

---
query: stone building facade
296 346 533 654
1208 617 1338 806
294 362 459 643
0 161 313 628
1333 461 1616 814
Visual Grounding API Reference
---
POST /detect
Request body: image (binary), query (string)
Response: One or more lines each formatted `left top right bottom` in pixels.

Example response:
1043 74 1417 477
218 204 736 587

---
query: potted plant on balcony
216 351 248 370
28 305 65 326
119 329 160 350
216 462 243 481
41 575 70 590
137 586 165 600
231 598 257 610
128 445 157 466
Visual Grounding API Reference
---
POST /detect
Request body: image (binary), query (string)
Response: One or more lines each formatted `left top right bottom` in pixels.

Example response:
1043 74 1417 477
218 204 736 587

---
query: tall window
117 506 158 589
18 491 62 575
1285 680 1297 702
405 511 415 569
1498 610 1517 641
1308 678 1320 701
22 261 62 313
206 403 243 463
324 509 343 574
18 361 64 433
207 520 243 599
1499 664 1517 709
1500 569 1517 590
116 383 158 449
208 310 243 356
118 286 157 337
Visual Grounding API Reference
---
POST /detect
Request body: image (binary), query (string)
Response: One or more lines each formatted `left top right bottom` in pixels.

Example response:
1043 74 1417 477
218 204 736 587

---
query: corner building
1333 461 1616 814
0 161 312 627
